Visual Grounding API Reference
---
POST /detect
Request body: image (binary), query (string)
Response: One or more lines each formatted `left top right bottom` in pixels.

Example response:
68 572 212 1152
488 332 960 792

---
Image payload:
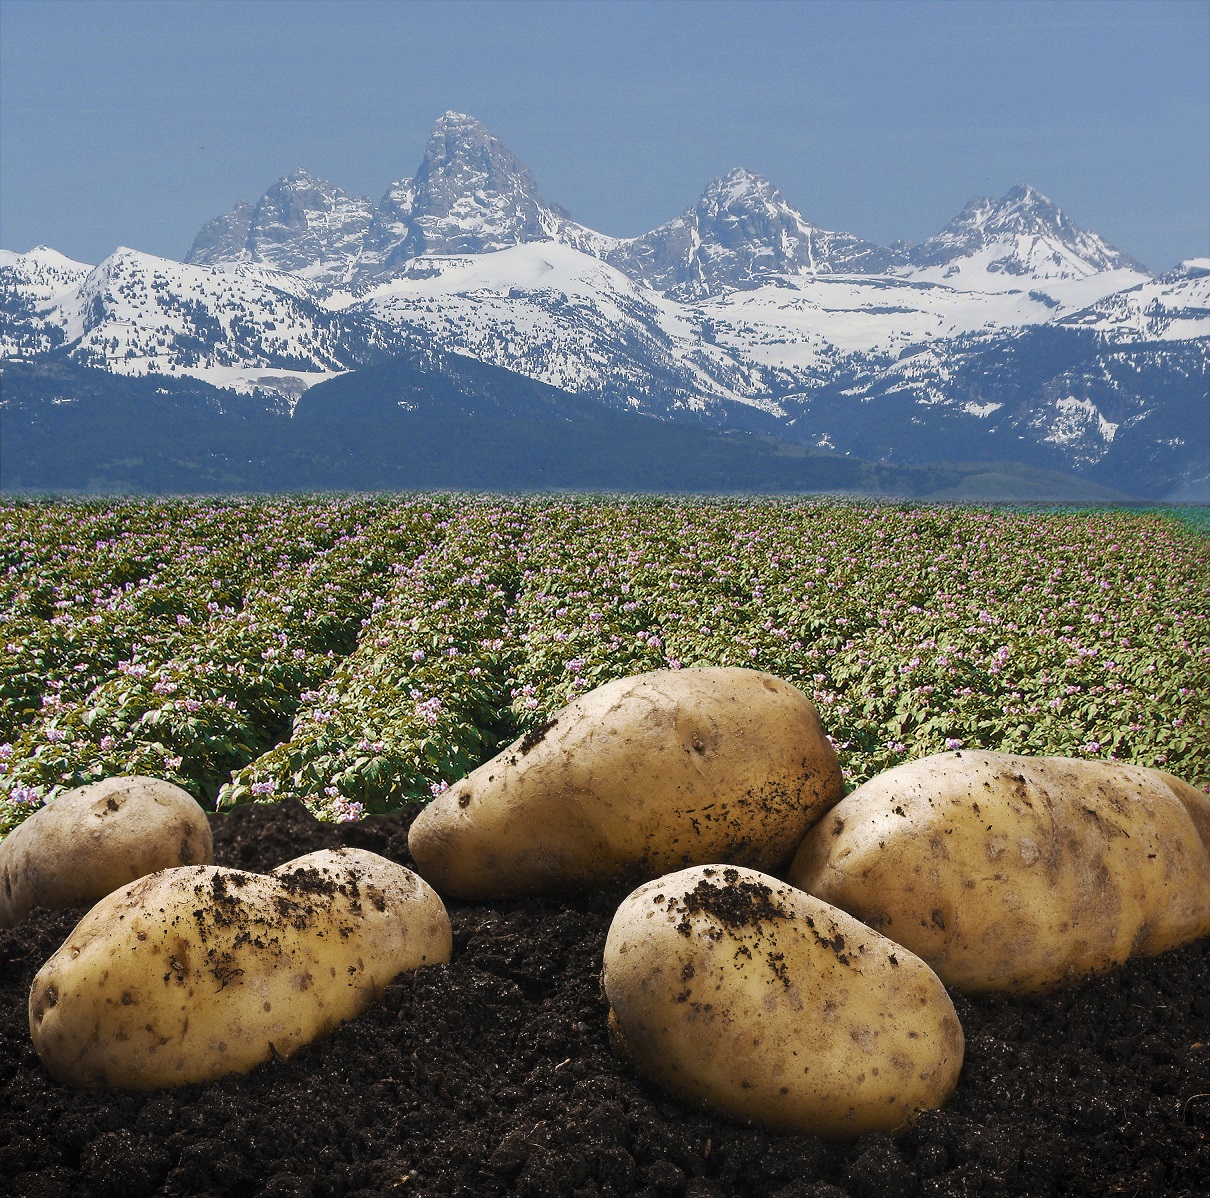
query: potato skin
0 776 213 927
409 668 844 899
28 848 451 1089
789 752 1210 993
603 865 964 1139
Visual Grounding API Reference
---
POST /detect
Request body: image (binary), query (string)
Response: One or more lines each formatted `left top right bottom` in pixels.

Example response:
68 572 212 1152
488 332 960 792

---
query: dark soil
2 800 1207 1198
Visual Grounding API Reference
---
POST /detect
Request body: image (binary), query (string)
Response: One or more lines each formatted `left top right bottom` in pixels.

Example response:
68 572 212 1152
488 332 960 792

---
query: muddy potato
28 848 451 1089
409 668 844 899
603 865 964 1138
789 752 1210 993
0 776 213 927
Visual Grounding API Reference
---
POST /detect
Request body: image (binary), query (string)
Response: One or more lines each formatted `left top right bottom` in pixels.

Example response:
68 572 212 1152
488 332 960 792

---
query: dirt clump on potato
670 866 791 938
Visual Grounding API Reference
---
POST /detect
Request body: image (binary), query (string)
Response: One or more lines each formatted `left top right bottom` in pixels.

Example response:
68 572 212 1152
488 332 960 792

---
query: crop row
0 498 454 832
1 497 1206 833
218 502 529 819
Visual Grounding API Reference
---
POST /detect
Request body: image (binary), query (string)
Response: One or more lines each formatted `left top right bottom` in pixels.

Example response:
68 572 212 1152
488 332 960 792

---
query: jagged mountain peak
254 169 372 230
412 111 550 202
704 166 776 198
901 183 1148 283
185 111 605 283
180 115 1155 300
427 110 497 144
279 166 321 184
383 111 566 261
606 167 891 297
949 184 1084 241
187 168 375 283
996 181 1052 209
433 109 486 131
416 110 530 186
692 169 806 227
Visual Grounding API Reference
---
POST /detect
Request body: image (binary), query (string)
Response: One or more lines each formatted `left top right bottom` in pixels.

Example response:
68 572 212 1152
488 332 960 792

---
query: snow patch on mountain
333 240 774 411
1041 396 1120 447
0 247 94 358
685 266 1141 379
18 249 400 395
1057 262 1210 342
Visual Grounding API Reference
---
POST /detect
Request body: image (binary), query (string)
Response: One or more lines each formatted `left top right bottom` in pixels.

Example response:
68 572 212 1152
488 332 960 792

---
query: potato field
1 495 1206 838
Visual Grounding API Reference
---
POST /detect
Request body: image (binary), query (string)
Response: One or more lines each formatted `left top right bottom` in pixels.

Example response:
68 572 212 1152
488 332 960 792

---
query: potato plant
218 500 530 819
500 501 1207 791
0 500 275 737
0 500 444 824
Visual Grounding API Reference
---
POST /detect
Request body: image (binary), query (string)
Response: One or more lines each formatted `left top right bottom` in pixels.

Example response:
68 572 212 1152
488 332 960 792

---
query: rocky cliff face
187 170 376 284
183 117 1148 300
186 113 610 284
379 111 567 263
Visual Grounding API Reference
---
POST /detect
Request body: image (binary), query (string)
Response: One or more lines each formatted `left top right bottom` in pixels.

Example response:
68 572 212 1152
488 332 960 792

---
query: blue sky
2 0 1206 272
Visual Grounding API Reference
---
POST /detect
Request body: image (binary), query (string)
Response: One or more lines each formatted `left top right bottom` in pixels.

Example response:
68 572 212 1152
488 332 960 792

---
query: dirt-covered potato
603 865 964 1138
0 776 213 928
28 848 451 1089
789 751 1210 993
409 667 844 899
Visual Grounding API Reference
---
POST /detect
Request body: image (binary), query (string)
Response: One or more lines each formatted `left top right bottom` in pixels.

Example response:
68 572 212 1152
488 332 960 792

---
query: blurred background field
1 496 1205 835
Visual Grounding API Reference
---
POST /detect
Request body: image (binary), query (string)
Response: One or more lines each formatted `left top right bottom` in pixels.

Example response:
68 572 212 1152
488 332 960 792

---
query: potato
789 751 1210 993
0 776 213 928
28 847 451 1089
603 864 964 1138
409 667 843 899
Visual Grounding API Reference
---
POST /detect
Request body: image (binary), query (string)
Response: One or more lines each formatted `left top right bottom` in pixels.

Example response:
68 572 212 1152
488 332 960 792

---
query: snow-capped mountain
605 168 892 298
1056 258 1210 341
331 241 766 411
2 247 407 397
372 110 611 265
2 112 1206 498
889 183 1148 289
0 246 91 357
187 170 376 284
780 325 1209 499
186 113 610 287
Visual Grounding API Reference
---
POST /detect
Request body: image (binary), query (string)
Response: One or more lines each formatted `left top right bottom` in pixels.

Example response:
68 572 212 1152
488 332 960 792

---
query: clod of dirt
672 867 790 938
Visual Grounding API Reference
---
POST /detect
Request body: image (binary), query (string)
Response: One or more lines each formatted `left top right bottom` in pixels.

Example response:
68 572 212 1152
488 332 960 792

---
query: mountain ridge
2 111 1206 500
182 111 1143 295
